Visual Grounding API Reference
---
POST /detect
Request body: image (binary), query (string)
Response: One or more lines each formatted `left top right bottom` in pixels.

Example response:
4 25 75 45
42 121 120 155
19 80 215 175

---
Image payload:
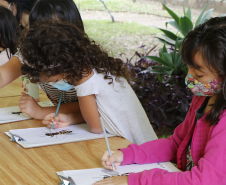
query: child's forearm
36 101 85 122
0 57 23 88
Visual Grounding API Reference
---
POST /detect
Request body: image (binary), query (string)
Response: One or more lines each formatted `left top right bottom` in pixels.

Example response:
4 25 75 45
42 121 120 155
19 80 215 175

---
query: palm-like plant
156 3 213 47
143 39 187 82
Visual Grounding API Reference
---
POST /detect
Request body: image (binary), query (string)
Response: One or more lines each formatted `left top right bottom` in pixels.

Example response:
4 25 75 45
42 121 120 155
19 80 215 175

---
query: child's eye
196 75 203 78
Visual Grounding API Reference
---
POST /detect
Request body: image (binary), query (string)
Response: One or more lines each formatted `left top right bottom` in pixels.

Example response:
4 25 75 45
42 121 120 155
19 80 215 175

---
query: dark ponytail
0 6 18 59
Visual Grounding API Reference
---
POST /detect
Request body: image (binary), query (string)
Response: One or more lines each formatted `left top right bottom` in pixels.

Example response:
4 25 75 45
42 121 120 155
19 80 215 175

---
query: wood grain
0 97 131 184
0 78 45 97
0 93 49 108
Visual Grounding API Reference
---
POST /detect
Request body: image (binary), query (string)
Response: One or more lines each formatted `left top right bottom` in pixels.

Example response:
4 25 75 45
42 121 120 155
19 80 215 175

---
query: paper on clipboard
56 162 179 185
0 101 54 124
5 123 116 148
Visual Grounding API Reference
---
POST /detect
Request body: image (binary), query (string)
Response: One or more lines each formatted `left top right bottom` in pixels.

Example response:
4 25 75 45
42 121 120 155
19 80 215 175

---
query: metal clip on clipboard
10 134 25 142
58 175 75 185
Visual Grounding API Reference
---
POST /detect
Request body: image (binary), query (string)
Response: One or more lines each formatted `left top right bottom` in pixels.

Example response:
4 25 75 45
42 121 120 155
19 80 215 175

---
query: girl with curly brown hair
18 20 157 144
0 0 84 123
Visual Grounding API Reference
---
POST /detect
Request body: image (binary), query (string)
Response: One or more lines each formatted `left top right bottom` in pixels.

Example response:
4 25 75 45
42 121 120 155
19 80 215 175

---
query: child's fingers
42 120 52 125
105 152 119 166
44 113 55 121
101 150 110 162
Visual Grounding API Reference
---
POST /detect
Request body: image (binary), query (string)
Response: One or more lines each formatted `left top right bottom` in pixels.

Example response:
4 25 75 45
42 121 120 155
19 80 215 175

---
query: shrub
125 45 193 127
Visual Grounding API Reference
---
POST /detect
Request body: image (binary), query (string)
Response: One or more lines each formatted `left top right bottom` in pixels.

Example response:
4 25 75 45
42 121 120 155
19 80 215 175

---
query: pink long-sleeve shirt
120 95 226 185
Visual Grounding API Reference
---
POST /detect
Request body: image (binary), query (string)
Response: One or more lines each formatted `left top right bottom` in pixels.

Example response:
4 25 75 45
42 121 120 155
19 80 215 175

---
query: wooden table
0 78 45 97
0 81 178 184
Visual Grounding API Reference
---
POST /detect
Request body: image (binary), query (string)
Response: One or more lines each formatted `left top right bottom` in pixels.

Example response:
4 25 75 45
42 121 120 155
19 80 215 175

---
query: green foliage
156 3 213 46
143 39 188 82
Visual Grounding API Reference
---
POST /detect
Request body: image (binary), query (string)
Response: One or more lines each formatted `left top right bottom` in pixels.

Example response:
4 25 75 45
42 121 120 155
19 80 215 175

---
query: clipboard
5 123 116 148
56 162 180 185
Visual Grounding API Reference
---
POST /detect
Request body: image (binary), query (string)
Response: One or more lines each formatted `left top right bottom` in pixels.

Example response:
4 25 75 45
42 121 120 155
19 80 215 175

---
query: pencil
100 117 115 171
50 93 63 132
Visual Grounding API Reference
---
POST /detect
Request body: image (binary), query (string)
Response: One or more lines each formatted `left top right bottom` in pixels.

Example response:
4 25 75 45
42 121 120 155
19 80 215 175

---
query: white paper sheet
7 123 115 148
59 163 175 185
0 101 54 124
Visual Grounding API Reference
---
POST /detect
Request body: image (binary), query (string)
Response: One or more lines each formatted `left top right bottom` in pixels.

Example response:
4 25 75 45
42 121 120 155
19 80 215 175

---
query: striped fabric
40 82 78 105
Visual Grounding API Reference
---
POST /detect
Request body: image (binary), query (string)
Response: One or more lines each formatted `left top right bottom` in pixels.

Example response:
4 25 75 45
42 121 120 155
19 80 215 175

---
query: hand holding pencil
50 93 63 132
100 117 117 171
101 150 124 171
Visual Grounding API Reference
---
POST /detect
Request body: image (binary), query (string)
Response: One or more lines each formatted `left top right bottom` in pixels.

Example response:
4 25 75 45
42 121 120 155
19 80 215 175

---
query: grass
74 0 183 17
84 20 160 58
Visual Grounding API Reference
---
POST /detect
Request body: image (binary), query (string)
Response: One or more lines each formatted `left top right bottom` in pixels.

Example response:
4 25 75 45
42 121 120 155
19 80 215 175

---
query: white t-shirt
74 69 157 145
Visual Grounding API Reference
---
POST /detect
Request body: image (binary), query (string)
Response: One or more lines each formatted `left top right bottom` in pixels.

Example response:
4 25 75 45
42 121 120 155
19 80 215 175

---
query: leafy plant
125 46 193 128
156 3 213 47
143 39 187 82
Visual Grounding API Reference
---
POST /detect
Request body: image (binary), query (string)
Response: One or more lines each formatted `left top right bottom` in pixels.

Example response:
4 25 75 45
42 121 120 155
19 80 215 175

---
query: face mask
49 79 74 91
185 73 223 96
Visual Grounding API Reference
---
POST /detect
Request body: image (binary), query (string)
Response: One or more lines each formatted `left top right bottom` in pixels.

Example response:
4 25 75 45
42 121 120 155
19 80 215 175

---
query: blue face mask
49 80 74 91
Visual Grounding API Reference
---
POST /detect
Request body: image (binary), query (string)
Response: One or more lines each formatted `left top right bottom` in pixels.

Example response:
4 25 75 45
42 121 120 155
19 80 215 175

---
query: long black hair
29 0 84 31
182 16 226 126
5 0 36 26
0 6 18 59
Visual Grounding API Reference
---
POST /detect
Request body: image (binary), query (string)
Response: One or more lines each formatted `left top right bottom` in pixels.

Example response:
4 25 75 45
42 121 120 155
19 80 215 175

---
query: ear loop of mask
8 3 11 9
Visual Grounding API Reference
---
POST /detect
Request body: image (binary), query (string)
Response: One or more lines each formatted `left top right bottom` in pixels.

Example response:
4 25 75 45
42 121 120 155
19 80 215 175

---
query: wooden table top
0 96 132 184
0 81 178 184
0 78 45 97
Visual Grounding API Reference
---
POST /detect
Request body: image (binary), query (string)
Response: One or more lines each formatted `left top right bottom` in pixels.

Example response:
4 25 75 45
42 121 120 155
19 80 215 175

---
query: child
94 17 226 185
0 0 36 29
18 20 157 145
0 6 18 64
0 0 84 122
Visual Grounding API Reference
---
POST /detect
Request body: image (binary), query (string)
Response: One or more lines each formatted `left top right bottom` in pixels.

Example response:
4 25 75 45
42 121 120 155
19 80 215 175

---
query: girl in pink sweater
95 16 226 185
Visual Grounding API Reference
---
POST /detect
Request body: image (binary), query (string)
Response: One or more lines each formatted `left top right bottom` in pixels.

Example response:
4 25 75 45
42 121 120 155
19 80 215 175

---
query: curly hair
18 20 131 85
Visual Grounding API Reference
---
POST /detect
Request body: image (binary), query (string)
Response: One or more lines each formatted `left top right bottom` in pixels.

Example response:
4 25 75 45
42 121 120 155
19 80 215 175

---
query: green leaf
144 56 172 67
156 33 177 43
183 5 186 16
156 37 175 47
155 27 178 41
158 74 164 82
199 8 213 25
152 66 172 71
162 3 180 25
175 53 182 69
162 53 174 68
181 65 188 75
148 69 173 75
186 7 191 20
179 16 193 36
162 43 167 54
177 39 183 50
166 20 183 35
159 48 163 58
195 3 210 27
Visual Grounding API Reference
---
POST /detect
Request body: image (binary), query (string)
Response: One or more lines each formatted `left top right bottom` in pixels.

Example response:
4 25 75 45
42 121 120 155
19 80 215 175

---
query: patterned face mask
185 73 223 96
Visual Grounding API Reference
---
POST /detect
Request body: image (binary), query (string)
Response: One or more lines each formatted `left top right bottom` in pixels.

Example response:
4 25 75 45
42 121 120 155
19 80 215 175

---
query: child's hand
19 93 42 119
42 113 72 129
101 150 124 171
93 176 128 185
